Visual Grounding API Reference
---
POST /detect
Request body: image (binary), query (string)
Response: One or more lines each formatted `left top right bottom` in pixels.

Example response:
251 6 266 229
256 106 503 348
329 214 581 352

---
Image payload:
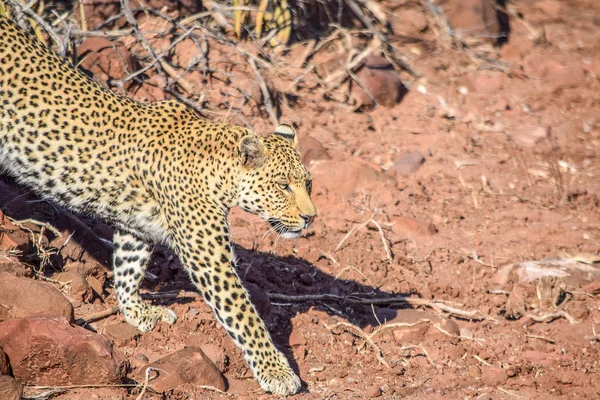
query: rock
52 271 93 302
508 125 550 148
0 272 74 322
0 375 22 400
310 160 386 198
437 0 506 44
389 216 437 238
298 136 331 166
78 38 135 89
481 367 508 386
289 330 307 347
0 347 11 376
173 38 204 69
245 282 271 318
390 151 425 174
0 316 126 385
392 9 428 37
141 347 226 392
87 276 104 298
351 56 408 108
366 385 382 397
202 344 228 371
132 353 150 368
105 322 140 344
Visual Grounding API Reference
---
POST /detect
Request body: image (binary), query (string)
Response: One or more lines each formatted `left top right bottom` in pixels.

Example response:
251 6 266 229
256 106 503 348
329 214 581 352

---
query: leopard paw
122 305 177 332
255 351 301 396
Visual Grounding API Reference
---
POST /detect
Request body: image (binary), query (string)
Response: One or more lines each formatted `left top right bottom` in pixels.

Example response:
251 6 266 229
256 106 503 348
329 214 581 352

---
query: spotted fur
0 15 316 396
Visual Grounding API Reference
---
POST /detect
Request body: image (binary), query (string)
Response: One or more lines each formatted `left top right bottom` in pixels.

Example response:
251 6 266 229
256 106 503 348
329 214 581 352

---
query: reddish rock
0 317 126 385
0 272 74 322
87 276 104 298
104 322 140 344
0 347 10 376
289 330 307 347
310 160 386 197
298 136 331 166
0 375 22 400
52 271 93 303
173 38 204 69
366 385 382 397
202 344 228 371
390 151 425 174
481 367 508 386
245 282 271 318
437 0 502 43
78 37 135 88
392 9 428 37
351 56 408 108
389 216 437 238
508 125 550 148
141 347 226 393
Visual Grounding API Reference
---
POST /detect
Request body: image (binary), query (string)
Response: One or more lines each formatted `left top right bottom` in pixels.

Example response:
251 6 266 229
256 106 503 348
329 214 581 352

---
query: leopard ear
273 123 297 147
238 135 266 168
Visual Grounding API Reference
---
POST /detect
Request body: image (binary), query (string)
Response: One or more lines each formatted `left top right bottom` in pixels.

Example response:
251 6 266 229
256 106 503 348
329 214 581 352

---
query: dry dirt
1 0 600 399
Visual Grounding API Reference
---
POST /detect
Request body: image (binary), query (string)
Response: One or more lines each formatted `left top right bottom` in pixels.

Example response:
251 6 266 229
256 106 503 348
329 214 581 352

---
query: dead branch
248 58 278 126
266 292 488 321
525 310 578 325
75 306 119 326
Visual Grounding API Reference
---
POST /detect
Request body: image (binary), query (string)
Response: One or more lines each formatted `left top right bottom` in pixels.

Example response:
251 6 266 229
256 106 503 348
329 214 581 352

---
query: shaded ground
1 0 599 399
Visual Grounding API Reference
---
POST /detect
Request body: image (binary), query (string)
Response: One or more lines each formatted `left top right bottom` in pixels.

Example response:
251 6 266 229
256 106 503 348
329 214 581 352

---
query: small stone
392 9 428 37
467 365 481 379
0 316 126 385
52 271 93 303
0 375 23 400
0 272 74 322
132 353 149 368
202 344 228 371
365 385 382 397
390 151 425 174
105 322 140 344
87 276 104 298
389 216 437 238
141 347 226 392
350 56 408 108
481 367 508 386
289 330 307 347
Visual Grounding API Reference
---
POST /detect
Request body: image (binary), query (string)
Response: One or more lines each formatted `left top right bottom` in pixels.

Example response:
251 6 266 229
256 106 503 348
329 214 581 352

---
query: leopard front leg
113 230 177 332
172 223 301 396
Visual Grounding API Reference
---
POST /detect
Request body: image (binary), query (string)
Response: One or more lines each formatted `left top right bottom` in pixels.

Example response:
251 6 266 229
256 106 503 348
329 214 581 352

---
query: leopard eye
306 180 312 195
278 183 291 192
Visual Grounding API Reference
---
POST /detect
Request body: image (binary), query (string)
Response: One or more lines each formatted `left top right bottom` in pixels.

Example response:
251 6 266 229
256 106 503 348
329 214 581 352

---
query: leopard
0 14 316 396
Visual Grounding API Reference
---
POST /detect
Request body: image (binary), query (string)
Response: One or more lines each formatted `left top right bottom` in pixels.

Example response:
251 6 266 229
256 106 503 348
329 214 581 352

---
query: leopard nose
301 214 315 228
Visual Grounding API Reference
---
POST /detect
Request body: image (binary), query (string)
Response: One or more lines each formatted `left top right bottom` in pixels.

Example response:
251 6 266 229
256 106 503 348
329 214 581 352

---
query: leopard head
237 124 316 239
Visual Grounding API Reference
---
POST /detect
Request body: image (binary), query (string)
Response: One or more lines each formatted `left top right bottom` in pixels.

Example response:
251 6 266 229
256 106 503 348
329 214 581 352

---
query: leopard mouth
268 218 303 238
